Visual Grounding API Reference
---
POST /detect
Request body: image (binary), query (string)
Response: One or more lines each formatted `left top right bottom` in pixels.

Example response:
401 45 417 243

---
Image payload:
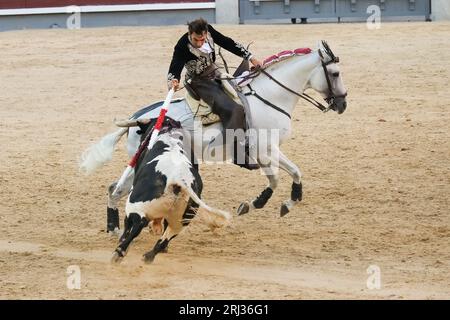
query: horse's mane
262 48 313 68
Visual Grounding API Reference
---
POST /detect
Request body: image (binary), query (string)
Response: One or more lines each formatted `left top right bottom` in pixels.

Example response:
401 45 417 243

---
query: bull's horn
114 119 138 127
114 118 153 127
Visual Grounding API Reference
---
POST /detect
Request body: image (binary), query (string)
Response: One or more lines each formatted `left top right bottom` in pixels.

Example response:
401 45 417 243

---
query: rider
167 18 262 170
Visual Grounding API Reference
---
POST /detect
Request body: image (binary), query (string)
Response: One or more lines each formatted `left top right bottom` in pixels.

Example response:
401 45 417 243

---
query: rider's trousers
189 77 246 132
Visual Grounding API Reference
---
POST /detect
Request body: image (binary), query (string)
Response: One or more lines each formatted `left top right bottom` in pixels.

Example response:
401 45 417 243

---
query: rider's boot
232 138 259 171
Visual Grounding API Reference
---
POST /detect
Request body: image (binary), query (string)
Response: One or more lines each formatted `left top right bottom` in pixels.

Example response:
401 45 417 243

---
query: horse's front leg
237 150 279 215
106 171 134 236
278 151 302 216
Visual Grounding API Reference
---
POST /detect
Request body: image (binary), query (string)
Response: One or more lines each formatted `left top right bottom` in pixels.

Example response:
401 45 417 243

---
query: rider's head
188 18 208 48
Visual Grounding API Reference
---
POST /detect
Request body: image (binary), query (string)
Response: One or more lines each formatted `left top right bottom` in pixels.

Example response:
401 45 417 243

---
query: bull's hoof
143 252 156 264
111 251 123 264
108 227 121 238
280 204 290 217
160 247 169 254
237 202 250 215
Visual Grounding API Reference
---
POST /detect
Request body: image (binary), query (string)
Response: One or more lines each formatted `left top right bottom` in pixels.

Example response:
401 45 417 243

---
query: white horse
80 41 347 233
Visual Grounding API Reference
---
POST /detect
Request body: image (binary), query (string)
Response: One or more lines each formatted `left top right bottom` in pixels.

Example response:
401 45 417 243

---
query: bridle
319 45 348 111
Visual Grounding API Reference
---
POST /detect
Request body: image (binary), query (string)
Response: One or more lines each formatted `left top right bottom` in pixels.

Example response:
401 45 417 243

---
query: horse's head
307 41 347 114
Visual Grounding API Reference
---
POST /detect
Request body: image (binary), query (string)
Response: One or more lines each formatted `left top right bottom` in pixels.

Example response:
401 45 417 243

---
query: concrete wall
0 4 216 31
431 0 450 21
215 0 239 24
0 10 215 31
239 0 432 23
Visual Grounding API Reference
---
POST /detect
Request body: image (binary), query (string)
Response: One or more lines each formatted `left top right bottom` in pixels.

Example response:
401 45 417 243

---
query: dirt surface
0 22 449 299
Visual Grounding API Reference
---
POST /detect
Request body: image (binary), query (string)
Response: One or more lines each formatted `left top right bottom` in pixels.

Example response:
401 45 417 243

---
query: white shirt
198 42 213 54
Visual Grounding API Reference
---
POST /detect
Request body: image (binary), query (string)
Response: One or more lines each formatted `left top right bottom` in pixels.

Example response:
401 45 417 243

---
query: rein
214 66 328 117
215 44 347 119
245 83 291 119
258 68 330 113
216 52 341 118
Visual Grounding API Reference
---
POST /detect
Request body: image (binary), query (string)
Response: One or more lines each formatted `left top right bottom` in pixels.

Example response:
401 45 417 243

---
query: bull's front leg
111 212 148 264
106 172 134 235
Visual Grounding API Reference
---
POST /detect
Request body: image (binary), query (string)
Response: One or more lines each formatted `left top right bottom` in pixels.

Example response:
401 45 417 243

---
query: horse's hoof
237 202 250 215
280 204 290 217
143 252 156 264
110 251 123 264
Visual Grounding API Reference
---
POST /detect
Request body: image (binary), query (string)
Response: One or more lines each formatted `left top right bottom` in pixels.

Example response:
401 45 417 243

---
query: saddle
185 59 252 126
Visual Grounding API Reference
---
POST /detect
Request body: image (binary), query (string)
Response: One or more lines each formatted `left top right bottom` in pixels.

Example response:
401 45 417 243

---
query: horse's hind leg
278 151 302 217
106 172 134 235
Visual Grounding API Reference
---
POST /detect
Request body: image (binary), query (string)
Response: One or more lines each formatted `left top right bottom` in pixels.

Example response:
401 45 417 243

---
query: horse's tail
79 128 128 175
182 181 231 229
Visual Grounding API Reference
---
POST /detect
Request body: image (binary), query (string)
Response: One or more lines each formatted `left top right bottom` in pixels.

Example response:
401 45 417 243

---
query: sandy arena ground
0 21 449 299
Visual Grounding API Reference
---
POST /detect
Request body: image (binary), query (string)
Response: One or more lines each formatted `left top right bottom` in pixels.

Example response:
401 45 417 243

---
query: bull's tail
182 182 232 229
79 128 128 175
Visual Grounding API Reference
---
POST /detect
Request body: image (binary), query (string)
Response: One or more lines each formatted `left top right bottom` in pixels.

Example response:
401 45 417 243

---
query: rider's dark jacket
167 24 253 82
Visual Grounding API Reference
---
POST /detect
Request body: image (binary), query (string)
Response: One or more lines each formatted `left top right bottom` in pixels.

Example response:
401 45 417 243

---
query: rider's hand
169 79 179 91
250 57 262 68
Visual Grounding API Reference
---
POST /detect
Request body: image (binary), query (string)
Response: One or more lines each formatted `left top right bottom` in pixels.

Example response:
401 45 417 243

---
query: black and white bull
111 118 231 264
